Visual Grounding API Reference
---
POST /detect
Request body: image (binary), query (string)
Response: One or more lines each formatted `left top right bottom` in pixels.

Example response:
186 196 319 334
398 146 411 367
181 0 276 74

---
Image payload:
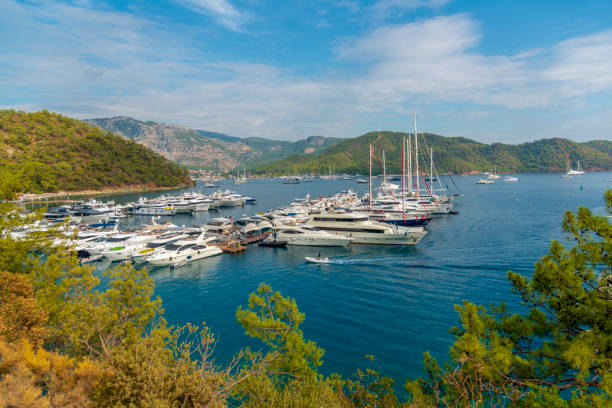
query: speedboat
504 176 519 182
274 225 352 247
305 256 330 264
477 179 495 184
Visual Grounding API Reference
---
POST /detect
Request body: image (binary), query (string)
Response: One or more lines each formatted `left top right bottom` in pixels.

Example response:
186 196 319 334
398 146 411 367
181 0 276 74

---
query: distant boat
357 179 368 184
282 178 300 184
504 176 519 182
566 159 585 176
204 183 220 188
305 256 330 264
477 179 494 184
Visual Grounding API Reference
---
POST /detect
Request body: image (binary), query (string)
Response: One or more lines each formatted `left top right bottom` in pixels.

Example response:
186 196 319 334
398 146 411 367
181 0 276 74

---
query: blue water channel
97 172 612 385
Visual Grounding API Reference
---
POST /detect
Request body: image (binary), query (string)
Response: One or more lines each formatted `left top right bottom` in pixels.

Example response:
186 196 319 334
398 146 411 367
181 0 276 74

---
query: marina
11 171 612 382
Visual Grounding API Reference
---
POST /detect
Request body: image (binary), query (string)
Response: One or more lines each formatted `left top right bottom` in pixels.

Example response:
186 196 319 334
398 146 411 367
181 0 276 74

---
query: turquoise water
103 173 612 384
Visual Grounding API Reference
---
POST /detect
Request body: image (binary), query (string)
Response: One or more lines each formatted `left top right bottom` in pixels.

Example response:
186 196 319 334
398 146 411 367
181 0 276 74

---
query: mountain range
252 131 612 175
84 116 341 170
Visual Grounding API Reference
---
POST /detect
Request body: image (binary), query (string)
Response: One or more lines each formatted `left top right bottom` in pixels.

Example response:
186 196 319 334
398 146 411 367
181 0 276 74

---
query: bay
100 172 612 384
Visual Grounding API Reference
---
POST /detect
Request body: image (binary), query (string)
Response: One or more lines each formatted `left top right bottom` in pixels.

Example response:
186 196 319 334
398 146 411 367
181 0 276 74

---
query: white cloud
1 1 612 142
544 30 612 97
175 0 248 31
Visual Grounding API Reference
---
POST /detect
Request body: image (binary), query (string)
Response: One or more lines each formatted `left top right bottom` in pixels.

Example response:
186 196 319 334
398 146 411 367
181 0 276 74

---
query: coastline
15 182 195 202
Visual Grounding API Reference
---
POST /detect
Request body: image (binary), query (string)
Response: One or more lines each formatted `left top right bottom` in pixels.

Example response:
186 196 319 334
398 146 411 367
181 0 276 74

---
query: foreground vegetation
253 131 612 175
0 110 192 198
0 191 610 406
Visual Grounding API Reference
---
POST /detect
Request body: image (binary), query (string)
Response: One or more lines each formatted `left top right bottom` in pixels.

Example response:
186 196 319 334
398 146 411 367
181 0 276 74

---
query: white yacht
567 160 585 175
274 225 352 247
84 233 135 256
132 232 187 264
148 235 222 266
477 179 495 184
133 205 176 216
102 234 159 261
219 194 246 207
307 211 427 245
203 218 235 239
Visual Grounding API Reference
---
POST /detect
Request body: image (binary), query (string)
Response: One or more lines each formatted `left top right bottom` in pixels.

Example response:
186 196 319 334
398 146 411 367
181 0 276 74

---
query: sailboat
487 165 501 179
234 166 247 184
566 159 585 176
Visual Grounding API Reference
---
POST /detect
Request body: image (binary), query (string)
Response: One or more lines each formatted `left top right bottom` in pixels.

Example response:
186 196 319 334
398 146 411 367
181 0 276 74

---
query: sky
1 0 612 143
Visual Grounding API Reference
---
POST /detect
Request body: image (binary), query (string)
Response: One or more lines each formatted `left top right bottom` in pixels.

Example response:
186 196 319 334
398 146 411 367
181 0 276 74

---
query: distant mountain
85 116 341 170
0 110 192 196
252 131 612 174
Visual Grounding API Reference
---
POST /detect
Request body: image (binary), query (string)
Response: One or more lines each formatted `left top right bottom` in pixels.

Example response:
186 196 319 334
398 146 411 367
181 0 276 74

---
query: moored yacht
148 234 222 266
307 211 427 245
102 233 159 261
274 225 352 247
132 232 187 264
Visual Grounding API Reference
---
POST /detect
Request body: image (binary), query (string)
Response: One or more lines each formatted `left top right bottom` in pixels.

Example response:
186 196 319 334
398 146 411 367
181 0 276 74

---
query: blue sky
1 0 612 143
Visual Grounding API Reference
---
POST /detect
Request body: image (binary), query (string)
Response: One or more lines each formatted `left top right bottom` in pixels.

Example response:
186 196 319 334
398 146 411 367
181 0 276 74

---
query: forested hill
253 131 612 175
0 110 192 197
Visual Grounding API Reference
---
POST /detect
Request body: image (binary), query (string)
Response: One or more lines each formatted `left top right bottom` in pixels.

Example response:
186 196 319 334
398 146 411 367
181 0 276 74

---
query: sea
94 172 612 385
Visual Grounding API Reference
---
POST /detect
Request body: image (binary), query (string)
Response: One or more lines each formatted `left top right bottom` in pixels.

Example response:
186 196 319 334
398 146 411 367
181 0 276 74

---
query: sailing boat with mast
566 159 585 176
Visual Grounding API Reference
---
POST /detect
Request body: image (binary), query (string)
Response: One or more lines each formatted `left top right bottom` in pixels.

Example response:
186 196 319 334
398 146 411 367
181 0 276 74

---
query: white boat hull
283 236 351 247
134 207 176 216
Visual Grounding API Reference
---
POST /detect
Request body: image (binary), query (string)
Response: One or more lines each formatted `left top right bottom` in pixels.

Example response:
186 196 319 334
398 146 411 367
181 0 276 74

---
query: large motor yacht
307 211 427 245
274 225 352 247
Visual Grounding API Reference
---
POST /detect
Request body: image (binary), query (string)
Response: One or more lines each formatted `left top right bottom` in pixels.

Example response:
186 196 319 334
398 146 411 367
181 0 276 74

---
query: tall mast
430 148 434 197
408 133 412 194
414 113 420 197
383 150 386 182
369 144 372 210
402 137 406 219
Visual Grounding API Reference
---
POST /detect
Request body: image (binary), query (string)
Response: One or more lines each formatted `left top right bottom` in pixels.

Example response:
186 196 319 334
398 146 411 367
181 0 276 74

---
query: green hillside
253 131 612 175
0 110 192 197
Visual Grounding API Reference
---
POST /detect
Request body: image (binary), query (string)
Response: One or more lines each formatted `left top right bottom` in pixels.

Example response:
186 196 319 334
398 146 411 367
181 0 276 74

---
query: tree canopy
0 110 192 198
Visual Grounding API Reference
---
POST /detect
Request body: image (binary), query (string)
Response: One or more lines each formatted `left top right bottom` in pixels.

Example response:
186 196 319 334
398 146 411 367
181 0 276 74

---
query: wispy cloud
1 1 612 141
544 29 612 97
370 0 452 20
175 0 248 31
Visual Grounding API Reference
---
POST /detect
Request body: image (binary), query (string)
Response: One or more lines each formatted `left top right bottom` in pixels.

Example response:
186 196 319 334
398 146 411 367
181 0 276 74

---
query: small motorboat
259 239 287 248
305 256 330 264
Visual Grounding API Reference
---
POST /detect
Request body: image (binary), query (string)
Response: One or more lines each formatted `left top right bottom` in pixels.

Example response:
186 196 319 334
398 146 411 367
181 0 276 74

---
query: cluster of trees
0 110 192 197
0 192 610 406
253 131 612 175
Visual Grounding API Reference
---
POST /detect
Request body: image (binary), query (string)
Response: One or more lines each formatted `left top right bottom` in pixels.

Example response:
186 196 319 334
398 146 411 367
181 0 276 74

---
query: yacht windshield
107 236 129 242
